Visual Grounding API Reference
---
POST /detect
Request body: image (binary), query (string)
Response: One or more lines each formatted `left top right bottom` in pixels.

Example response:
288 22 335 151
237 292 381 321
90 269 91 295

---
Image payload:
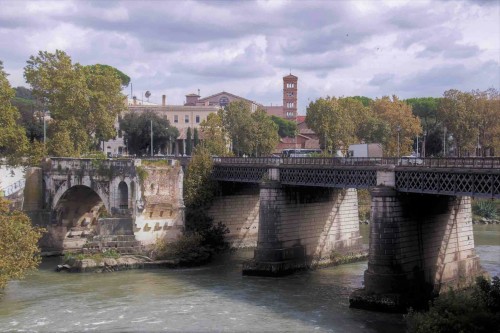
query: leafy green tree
271 115 297 138
251 109 280 156
186 127 193 156
371 96 422 157
0 197 45 289
222 101 254 156
193 128 199 148
88 64 130 87
306 97 365 154
24 50 126 156
438 90 479 157
200 111 230 156
0 61 29 165
474 88 500 156
119 111 178 156
351 96 373 107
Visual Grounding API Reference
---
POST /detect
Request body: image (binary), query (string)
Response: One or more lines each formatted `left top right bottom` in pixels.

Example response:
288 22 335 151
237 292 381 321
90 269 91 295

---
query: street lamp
397 125 401 160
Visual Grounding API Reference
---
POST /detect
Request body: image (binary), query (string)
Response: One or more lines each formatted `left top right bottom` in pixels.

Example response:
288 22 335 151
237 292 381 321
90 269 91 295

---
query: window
286 102 294 108
184 115 189 123
195 115 200 123
286 111 294 118
287 92 294 97
219 96 229 107
174 115 178 123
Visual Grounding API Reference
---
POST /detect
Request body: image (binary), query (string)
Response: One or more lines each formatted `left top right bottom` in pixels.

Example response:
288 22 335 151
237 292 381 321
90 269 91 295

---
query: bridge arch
118 181 128 209
52 178 110 213
53 185 107 230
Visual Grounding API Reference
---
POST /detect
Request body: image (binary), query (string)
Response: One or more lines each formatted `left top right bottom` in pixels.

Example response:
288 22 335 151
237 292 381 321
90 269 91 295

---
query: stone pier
243 168 364 276
349 186 484 312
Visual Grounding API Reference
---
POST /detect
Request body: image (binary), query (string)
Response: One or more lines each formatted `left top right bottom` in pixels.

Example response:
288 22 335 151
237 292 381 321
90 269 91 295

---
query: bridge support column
350 186 484 312
242 180 307 276
243 168 364 276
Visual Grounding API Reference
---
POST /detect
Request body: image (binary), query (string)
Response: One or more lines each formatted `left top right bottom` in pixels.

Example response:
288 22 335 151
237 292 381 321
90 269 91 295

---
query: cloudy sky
1 0 498 113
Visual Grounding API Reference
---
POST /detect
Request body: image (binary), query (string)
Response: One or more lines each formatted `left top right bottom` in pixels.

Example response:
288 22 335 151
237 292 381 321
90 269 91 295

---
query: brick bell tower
282 74 298 120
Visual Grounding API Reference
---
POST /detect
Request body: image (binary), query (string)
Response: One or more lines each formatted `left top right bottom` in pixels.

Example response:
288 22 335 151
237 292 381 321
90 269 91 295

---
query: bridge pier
243 170 364 276
350 186 485 312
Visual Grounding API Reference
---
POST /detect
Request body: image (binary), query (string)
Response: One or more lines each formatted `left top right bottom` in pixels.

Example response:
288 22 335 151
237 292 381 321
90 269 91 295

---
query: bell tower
283 74 298 120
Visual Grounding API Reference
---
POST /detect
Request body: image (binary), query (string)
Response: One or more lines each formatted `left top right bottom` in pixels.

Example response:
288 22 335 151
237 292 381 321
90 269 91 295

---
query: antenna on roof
145 90 151 102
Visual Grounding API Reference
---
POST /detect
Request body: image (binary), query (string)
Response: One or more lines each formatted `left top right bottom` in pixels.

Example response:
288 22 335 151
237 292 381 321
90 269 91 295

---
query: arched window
118 181 128 209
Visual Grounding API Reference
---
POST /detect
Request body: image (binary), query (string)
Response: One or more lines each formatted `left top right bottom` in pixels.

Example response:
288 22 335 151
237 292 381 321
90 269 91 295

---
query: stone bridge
209 156 500 311
23 158 184 254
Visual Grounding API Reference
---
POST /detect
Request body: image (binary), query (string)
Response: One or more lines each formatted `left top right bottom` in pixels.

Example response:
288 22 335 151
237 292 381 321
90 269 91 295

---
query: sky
0 0 499 114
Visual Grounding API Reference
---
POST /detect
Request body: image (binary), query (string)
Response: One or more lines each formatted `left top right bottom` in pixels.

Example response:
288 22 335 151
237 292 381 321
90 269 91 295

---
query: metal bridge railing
212 157 500 169
2 179 26 196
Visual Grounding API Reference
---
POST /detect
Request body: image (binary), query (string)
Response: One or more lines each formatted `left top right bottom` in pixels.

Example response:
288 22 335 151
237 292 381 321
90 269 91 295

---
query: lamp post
397 125 401 160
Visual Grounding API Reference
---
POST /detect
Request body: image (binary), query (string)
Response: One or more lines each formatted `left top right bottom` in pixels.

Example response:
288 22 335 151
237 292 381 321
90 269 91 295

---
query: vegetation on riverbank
0 197 45 289
63 249 120 263
153 146 229 265
406 276 500 333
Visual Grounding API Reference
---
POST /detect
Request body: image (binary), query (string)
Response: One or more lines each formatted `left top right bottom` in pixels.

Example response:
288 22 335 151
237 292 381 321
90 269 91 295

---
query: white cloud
0 0 498 113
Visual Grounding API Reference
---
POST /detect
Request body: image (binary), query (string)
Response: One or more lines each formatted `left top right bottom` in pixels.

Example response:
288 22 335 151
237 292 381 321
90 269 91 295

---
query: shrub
406 276 500 333
472 200 498 219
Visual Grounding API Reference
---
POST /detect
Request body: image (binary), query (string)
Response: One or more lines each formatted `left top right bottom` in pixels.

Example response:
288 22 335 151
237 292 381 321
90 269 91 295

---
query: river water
0 224 499 333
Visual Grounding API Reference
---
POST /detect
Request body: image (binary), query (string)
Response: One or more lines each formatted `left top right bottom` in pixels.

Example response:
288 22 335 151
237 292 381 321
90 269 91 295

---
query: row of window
286 83 295 88
286 102 295 108
173 115 201 124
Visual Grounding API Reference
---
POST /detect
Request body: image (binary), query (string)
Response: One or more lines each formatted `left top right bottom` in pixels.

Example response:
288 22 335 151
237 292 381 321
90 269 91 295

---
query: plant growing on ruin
0 197 45 289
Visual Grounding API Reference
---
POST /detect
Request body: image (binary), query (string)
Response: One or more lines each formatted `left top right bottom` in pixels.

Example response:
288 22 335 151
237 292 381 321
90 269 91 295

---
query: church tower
282 74 298 120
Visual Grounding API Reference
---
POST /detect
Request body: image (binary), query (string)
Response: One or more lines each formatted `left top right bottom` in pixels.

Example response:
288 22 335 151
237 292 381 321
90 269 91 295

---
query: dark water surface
0 224 498 333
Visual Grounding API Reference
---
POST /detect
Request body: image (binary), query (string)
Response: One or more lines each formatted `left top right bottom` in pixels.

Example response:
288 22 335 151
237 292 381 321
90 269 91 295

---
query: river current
0 224 499 333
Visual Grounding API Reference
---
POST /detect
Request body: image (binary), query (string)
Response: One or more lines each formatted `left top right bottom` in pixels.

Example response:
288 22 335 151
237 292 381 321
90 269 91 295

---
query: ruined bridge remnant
210 156 500 311
23 158 184 254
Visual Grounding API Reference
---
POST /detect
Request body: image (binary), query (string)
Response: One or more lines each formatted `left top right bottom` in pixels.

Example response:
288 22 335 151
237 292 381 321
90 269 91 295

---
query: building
103 74 317 156
263 74 298 120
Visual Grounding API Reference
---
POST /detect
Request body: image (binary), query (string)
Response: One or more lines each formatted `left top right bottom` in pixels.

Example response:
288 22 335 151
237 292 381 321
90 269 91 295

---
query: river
0 224 498 333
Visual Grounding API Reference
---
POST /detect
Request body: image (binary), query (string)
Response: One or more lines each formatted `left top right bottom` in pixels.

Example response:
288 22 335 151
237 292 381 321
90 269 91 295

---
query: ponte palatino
23 156 500 311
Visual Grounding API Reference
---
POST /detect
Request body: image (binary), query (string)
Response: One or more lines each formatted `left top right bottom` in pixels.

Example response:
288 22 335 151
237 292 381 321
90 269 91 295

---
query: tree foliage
186 127 193 156
88 64 130 88
24 50 126 156
271 115 298 138
306 97 367 154
119 111 179 156
200 111 231 156
183 146 217 208
0 197 45 289
0 61 29 165
220 101 279 156
371 96 422 157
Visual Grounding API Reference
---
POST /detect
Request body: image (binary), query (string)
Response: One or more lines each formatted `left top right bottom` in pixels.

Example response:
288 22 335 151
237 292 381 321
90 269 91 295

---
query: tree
0 61 29 165
438 90 479 157
0 197 45 289
474 88 500 156
405 97 441 157
351 96 373 107
88 64 130 88
271 115 297 138
24 50 126 156
251 108 280 156
371 96 422 157
222 101 254 156
119 110 179 156
306 97 365 154
200 111 230 156
193 127 199 148
186 127 193 156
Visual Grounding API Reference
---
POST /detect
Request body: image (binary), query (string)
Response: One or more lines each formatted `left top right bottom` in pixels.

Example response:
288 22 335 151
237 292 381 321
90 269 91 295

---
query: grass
64 249 121 263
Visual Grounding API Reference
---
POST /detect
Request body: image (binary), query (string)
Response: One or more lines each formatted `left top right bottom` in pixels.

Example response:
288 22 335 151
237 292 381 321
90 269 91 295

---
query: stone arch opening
54 185 106 251
118 181 128 209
